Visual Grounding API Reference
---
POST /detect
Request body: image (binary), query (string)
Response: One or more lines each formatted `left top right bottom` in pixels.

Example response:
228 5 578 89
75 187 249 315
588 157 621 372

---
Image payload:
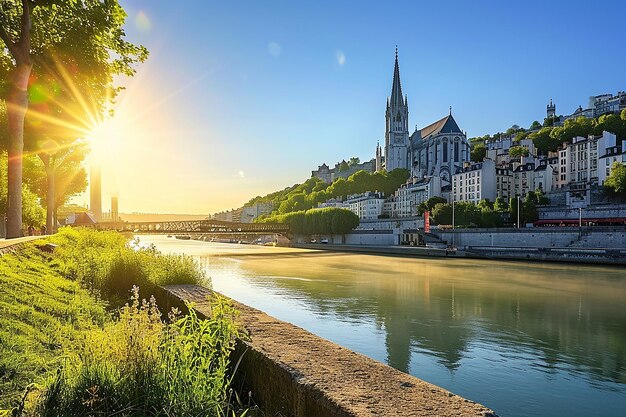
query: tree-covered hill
248 168 410 219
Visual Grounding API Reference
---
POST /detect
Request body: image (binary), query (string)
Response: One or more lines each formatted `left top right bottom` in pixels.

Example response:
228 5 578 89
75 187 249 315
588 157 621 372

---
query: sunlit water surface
139 235 626 417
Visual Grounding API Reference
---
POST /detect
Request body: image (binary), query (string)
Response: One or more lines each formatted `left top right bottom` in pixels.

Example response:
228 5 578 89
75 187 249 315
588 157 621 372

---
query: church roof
411 114 463 143
420 114 462 139
389 48 404 108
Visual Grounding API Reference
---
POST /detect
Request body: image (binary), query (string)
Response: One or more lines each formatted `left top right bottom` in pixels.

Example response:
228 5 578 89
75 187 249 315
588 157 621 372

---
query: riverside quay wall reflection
225 252 626 384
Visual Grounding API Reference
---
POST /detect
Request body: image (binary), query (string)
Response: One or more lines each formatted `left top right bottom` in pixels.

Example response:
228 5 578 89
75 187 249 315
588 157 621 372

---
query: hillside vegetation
247 168 409 219
469 109 626 161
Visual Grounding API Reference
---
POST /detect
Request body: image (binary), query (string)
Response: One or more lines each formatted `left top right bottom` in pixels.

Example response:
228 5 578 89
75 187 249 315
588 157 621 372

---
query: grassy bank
0 243 107 410
0 228 246 416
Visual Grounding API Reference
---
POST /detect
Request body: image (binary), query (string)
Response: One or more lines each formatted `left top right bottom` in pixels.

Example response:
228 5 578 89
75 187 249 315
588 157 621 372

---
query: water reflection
141 236 626 417
221 252 626 386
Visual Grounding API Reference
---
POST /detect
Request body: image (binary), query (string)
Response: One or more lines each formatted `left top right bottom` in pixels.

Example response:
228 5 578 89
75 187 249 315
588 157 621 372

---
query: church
375 49 470 185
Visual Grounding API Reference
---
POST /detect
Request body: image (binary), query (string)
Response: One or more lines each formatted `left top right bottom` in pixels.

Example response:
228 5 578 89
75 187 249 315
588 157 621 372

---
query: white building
598 133 626 186
495 166 513 201
512 162 536 198
240 202 274 223
533 157 558 193
451 159 497 204
345 192 386 220
391 176 441 217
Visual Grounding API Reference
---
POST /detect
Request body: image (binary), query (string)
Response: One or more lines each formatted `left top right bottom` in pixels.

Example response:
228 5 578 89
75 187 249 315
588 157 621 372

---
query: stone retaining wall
159 284 497 417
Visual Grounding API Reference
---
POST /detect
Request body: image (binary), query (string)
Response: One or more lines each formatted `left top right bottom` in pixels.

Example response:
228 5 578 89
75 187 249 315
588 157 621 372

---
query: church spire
390 46 404 108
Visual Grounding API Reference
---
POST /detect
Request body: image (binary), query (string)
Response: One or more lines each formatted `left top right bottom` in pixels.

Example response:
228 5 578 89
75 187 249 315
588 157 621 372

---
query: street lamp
452 199 455 248
579 207 582 228
517 196 520 229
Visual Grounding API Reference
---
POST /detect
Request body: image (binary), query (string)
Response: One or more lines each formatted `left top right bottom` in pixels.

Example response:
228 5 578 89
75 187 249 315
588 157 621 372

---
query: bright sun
87 119 124 165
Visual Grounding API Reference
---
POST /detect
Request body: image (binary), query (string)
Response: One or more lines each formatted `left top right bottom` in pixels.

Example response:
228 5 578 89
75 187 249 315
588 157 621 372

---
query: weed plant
50 227 207 305
39 287 245 417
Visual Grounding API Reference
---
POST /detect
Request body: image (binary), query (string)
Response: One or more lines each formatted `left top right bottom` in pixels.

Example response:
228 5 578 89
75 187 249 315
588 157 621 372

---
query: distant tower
375 141 383 171
384 46 409 172
111 196 119 222
89 165 102 222
547 99 556 119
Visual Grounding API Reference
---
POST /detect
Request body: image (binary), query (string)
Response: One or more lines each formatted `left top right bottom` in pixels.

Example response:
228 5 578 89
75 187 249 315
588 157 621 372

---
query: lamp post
452 200 455 248
517 196 520 229
579 207 582 228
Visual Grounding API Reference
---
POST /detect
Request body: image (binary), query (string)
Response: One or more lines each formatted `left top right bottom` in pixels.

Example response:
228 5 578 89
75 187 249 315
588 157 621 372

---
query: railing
90 219 290 235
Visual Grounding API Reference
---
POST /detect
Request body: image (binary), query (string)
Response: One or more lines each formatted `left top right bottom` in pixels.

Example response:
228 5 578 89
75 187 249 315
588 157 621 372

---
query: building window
443 141 448 163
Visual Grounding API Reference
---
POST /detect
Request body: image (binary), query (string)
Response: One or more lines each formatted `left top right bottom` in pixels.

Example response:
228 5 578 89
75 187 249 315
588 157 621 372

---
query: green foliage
260 207 359 235
470 144 486 162
0 244 107 410
605 162 626 198
494 196 509 213
529 127 556 154
417 196 447 215
49 228 206 305
509 146 530 157
39 288 243 417
529 120 542 130
508 191 547 225
431 199 503 228
252 168 409 218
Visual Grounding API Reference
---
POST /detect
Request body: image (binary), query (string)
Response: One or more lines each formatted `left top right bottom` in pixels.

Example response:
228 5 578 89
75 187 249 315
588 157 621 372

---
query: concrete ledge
161 284 497 417
294 244 472 259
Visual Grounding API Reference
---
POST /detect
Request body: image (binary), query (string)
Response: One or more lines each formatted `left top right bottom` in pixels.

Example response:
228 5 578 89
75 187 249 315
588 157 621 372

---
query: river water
140 235 626 417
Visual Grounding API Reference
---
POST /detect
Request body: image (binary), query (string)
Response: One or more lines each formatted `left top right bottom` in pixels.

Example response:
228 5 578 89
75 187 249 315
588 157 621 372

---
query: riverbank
294 242 626 265
294 243 475 258
160 284 497 417
0 230 245 416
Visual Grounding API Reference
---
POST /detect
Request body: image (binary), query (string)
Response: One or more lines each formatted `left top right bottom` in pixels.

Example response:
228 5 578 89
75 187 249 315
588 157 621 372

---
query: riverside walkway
0 236 43 250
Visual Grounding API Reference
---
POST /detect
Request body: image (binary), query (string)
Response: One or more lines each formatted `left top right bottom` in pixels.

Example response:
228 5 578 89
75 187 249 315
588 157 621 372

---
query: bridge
91 219 290 236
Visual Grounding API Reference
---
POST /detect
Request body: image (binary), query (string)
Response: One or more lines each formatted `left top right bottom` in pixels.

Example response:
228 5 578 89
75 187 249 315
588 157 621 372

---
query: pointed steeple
390 46 404 108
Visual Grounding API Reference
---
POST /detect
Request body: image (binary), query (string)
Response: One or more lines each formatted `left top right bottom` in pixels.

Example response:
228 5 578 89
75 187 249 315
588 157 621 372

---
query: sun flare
87 119 124 165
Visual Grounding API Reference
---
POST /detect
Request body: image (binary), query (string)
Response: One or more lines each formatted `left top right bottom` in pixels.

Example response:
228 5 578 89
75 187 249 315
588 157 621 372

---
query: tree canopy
605 162 626 199
251 168 410 219
259 207 359 235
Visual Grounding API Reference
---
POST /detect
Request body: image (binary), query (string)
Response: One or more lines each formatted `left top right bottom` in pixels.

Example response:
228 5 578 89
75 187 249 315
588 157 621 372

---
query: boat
175 235 191 240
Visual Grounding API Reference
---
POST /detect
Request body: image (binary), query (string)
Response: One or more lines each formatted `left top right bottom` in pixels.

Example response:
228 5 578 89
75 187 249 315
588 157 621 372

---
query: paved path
0 236 45 250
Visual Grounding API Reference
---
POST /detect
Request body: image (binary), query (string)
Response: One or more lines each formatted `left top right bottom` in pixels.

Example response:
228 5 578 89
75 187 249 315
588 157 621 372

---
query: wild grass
0 244 107 411
49 227 207 305
39 287 246 417
1 228 250 416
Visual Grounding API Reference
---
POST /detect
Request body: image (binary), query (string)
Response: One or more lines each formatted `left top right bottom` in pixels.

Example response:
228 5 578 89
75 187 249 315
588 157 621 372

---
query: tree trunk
6 63 32 238
40 154 55 234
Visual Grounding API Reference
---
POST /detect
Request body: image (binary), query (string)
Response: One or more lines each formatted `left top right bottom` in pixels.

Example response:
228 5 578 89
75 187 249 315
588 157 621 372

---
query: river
139 235 626 417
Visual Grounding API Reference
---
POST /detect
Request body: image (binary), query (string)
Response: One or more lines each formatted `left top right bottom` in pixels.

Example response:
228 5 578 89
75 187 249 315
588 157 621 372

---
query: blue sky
101 0 626 214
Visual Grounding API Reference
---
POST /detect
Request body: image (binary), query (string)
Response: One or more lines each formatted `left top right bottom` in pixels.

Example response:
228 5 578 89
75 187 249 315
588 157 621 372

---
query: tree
0 0 147 237
621 108 626 121
605 162 626 198
494 196 508 213
470 144 486 162
417 196 447 215
529 127 556 155
529 120 542 130
348 157 360 166
509 146 529 158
